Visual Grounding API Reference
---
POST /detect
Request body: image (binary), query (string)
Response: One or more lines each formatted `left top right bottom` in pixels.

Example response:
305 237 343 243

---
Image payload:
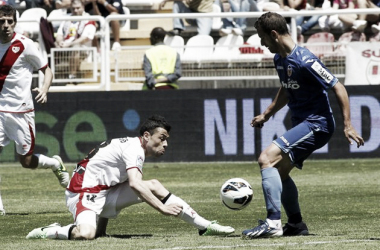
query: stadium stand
18 7 47 39
181 35 214 65
164 35 185 57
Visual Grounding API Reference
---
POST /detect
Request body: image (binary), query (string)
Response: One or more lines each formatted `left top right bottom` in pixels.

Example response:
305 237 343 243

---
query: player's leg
99 180 234 236
277 121 333 236
242 144 286 239
27 190 104 240
146 179 235 236
13 113 69 188
26 210 96 240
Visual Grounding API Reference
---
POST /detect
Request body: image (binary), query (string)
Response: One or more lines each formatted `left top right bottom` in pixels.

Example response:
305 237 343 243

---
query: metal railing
30 8 380 91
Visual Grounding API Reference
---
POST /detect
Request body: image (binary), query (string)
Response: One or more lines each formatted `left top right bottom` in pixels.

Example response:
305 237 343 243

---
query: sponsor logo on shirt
281 80 300 89
311 61 333 83
277 66 284 70
305 59 314 64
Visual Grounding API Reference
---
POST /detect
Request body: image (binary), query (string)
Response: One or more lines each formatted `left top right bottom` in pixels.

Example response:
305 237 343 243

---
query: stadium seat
202 34 244 65
18 8 47 39
304 32 335 58
164 35 185 57
335 31 366 54
181 35 214 66
47 8 69 32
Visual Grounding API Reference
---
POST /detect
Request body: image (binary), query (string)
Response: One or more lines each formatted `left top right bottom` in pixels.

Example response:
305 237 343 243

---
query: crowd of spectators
11 0 380 83
13 0 380 44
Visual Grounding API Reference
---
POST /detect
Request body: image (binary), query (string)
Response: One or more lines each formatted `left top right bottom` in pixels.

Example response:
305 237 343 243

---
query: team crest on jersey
12 46 20 53
287 65 292 77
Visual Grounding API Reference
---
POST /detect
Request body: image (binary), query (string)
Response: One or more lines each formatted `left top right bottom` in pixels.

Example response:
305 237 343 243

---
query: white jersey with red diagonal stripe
0 33 48 113
67 137 145 194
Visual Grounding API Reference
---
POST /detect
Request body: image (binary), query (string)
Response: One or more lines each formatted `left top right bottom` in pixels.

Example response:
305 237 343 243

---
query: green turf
0 159 379 250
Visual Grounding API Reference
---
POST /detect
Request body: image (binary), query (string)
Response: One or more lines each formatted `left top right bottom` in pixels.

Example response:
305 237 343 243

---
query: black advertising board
1 86 378 162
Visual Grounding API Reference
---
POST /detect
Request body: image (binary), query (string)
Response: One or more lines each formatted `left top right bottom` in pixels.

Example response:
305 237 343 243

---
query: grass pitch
0 159 379 250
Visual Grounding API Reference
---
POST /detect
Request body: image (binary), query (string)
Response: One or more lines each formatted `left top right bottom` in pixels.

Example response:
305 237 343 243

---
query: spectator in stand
143 27 181 90
296 0 324 35
216 0 261 36
355 0 380 32
318 0 367 32
84 0 124 50
23 0 71 14
0 0 15 6
160 0 214 36
55 0 97 79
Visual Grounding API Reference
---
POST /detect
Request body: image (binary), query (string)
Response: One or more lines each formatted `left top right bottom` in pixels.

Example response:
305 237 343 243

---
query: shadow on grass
100 234 153 239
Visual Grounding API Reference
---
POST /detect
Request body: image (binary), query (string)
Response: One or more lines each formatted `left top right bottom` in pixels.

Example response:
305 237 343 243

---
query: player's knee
18 155 31 168
73 225 96 240
258 152 270 169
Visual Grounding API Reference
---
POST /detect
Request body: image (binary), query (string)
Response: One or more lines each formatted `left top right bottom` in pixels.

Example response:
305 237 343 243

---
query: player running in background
0 5 69 215
242 12 364 239
26 115 235 240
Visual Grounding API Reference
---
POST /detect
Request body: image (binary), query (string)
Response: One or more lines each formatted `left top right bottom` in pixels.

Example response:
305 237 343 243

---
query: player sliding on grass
27 115 234 240
0 5 69 215
242 12 365 239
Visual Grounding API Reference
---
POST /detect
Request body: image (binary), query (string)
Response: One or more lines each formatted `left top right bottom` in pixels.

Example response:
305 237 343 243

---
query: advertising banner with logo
345 42 380 85
0 87 378 163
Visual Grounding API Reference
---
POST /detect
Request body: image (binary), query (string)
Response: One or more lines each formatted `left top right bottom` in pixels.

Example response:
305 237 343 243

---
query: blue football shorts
272 119 334 169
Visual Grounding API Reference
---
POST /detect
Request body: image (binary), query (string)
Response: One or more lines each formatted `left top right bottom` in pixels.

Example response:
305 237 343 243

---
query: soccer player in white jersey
241 12 364 239
26 115 235 240
0 5 69 215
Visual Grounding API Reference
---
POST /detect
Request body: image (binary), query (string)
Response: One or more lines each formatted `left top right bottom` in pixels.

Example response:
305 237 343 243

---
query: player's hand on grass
344 126 364 148
32 88 48 104
162 203 183 216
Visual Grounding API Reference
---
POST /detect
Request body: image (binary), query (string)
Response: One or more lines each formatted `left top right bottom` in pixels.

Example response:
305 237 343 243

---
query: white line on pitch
150 239 377 250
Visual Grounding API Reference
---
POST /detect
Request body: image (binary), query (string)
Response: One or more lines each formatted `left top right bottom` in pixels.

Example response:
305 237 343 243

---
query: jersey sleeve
302 56 338 90
23 38 48 70
122 142 144 174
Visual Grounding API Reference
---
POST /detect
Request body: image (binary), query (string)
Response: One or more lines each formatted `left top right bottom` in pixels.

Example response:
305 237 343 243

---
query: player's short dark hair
254 12 288 36
139 115 171 136
0 5 17 23
150 27 167 45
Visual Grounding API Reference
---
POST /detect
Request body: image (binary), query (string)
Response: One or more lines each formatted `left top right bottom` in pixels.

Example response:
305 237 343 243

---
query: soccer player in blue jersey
242 12 365 239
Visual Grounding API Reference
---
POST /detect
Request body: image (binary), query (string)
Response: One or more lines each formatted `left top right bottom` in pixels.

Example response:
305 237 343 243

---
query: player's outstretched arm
251 87 288 128
332 82 364 148
32 66 53 104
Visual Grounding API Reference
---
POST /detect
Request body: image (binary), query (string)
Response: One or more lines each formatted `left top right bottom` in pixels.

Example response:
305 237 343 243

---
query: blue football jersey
274 45 338 126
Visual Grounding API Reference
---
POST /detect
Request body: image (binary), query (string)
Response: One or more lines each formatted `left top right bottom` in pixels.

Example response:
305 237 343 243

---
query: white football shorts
0 112 35 155
65 181 143 225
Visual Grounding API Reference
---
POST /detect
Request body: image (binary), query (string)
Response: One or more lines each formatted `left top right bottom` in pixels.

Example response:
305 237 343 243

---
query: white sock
266 218 282 229
164 194 210 230
36 154 60 170
46 224 74 240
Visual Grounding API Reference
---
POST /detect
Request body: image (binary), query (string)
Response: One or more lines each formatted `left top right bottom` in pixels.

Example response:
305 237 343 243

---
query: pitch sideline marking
150 239 376 250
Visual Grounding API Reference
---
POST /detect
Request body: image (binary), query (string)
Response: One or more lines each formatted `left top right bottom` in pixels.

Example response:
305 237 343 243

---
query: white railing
33 8 380 91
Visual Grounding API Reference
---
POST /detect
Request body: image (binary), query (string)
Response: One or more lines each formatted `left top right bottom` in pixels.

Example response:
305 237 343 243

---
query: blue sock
282 177 302 224
261 167 282 220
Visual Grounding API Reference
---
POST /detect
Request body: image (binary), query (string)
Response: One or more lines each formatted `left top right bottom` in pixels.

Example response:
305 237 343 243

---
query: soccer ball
220 178 253 210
